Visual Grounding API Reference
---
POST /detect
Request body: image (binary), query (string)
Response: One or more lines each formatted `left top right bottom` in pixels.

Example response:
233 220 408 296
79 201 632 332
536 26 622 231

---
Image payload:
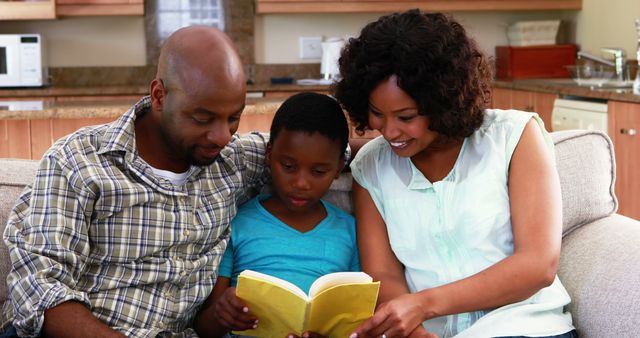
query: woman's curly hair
333 10 493 138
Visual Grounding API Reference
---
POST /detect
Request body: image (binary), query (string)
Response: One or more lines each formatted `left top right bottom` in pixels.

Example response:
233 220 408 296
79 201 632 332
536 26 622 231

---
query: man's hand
214 287 258 331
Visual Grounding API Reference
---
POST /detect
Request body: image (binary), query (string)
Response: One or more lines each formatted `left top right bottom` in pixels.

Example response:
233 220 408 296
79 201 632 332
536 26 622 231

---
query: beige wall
0 0 637 67
254 0 639 64
0 16 146 67
255 11 575 64
574 0 640 59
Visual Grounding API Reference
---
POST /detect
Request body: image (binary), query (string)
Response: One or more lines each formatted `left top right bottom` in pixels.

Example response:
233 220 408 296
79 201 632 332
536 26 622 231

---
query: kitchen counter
494 79 640 103
2 80 639 120
0 97 283 120
0 82 330 120
2 80 636 102
0 83 330 99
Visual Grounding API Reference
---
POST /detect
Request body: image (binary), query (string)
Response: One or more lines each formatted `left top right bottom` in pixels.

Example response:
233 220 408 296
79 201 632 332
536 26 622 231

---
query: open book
234 269 380 338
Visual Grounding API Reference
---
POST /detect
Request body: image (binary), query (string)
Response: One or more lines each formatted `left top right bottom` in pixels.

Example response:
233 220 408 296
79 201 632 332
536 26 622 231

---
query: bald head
157 26 245 96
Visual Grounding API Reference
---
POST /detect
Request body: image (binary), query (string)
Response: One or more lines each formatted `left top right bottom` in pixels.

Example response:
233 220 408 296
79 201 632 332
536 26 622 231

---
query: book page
235 270 309 338
308 271 373 298
240 269 308 299
307 281 381 338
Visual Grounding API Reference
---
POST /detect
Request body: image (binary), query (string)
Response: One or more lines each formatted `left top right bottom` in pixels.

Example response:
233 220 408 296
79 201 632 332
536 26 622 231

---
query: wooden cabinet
491 88 557 132
56 0 144 17
0 0 55 20
0 0 143 20
256 0 581 13
0 120 32 159
0 116 117 160
264 90 329 101
0 94 137 160
607 100 640 220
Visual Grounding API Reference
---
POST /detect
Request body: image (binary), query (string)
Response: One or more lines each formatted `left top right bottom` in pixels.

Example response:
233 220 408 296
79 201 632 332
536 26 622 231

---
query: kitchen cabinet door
608 100 640 220
0 120 31 159
490 88 556 132
28 118 116 160
51 118 115 142
237 113 275 134
533 92 556 131
511 90 534 112
30 119 53 160
263 90 330 99
56 0 144 17
492 87 512 110
0 0 55 20
255 0 582 13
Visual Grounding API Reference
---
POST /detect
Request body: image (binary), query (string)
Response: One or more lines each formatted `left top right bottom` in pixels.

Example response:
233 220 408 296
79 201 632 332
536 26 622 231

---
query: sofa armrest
558 213 640 338
551 130 617 236
0 158 39 330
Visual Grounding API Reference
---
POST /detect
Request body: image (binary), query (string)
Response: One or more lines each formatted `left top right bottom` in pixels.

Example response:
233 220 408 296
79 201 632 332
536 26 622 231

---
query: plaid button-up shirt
3 97 269 338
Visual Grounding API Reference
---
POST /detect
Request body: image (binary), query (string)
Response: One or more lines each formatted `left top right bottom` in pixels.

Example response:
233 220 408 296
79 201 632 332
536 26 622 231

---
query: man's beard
186 145 219 167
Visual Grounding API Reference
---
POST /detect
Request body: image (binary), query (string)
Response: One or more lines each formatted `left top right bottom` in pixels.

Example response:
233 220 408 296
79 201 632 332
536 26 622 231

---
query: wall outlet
299 36 322 59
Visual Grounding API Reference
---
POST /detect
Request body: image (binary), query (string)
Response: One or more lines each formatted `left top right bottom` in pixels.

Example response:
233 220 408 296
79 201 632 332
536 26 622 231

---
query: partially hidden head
266 92 349 212
150 25 246 167
334 10 492 139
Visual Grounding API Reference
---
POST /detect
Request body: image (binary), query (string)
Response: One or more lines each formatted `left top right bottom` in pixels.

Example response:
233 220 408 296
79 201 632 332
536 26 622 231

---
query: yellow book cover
234 270 380 338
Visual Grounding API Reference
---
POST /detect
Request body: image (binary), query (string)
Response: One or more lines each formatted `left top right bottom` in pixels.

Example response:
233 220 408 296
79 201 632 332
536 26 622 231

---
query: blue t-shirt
218 194 360 294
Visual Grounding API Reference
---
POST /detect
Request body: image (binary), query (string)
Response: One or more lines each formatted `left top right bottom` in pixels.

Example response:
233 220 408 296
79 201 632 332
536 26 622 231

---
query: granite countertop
1 80 639 120
494 79 640 103
0 83 322 120
0 97 283 120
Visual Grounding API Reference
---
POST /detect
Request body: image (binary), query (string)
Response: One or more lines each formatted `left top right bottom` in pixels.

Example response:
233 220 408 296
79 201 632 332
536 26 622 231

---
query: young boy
194 92 358 337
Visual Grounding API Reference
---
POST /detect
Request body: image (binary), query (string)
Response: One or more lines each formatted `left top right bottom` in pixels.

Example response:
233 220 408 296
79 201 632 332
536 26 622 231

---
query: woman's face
368 75 438 158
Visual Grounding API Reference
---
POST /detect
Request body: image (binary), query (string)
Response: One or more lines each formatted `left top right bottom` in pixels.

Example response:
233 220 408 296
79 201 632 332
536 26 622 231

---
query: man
2 26 269 338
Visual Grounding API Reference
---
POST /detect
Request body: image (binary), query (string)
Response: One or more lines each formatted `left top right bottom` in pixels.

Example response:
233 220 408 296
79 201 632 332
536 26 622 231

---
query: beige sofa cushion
0 158 39 328
551 130 617 235
558 213 640 338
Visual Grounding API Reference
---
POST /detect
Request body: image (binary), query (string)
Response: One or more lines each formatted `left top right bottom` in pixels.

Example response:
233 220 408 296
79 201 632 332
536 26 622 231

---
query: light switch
299 37 322 59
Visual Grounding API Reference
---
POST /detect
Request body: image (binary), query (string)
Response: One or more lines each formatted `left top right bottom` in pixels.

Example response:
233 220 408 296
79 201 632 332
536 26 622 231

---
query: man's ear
150 78 165 112
265 143 273 166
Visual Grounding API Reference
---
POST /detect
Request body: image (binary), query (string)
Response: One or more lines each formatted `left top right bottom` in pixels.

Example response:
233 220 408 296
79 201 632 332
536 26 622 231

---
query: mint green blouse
350 109 574 337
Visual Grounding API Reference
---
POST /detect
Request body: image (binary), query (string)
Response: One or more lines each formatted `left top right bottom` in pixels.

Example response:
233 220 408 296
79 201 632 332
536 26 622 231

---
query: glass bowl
565 65 616 87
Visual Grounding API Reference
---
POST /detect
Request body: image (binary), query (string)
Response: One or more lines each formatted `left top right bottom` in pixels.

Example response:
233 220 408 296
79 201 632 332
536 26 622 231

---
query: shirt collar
97 95 151 156
408 163 433 190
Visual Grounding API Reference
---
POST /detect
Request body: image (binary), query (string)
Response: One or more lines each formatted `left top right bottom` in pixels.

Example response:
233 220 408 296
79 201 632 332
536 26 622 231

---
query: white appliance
0 100 44 111
320 37 345 81
551 98 608 134
0 34 43 88
297 37 345 86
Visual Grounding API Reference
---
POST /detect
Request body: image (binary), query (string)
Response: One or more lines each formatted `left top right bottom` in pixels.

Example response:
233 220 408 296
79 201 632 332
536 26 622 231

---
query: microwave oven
0 34 43 88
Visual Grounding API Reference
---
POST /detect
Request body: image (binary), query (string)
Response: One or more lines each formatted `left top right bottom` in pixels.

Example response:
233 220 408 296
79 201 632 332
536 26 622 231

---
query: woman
334 10 576 338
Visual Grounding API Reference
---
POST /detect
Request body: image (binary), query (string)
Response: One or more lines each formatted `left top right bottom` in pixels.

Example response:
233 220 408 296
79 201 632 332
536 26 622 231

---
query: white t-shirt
350 109 574 337
149 165 192 186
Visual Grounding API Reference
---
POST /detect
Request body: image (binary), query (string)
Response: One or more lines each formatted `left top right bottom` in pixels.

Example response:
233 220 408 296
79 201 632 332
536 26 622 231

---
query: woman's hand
214 286 258 331
287 331 327 338
351 294 432 338
407 325 439 338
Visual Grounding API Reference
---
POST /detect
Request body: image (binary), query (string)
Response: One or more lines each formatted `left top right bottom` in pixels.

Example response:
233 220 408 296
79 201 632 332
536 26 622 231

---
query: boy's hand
215 286 258 331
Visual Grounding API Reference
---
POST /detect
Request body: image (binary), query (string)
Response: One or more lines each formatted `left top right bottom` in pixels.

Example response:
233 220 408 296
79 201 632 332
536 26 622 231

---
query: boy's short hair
269 92 349 158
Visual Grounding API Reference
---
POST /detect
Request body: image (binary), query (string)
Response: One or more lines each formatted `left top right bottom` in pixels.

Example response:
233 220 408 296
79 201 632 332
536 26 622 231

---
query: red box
495 44 577 80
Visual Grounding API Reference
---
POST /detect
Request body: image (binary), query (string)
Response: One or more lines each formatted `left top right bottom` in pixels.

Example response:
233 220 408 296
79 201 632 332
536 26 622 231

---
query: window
145 0 253 66
155 0 225 42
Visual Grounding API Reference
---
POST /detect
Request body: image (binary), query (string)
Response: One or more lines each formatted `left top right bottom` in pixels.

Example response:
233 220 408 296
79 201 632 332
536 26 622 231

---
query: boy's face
267 129 344 214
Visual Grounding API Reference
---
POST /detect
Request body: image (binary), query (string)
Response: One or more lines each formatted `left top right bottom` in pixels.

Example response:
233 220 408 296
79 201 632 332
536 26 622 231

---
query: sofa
1 129 639 337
